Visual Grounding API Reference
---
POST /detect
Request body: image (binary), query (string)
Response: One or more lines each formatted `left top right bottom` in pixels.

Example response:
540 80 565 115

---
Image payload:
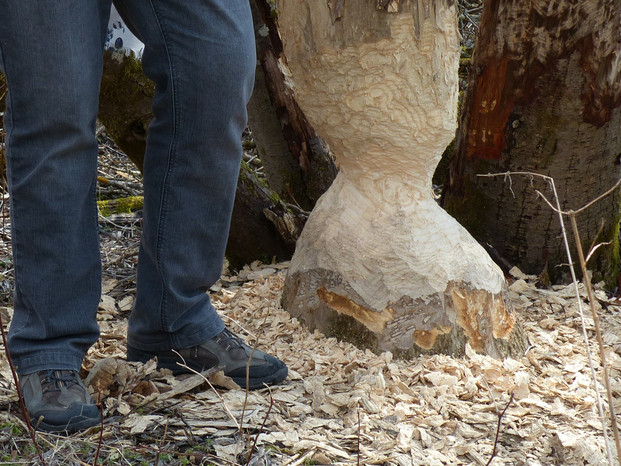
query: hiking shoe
19 370 100 433
127 328 288 389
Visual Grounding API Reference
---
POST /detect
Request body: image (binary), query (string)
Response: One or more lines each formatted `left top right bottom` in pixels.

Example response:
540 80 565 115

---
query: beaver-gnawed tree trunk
443 0 621 285
278 0 527 359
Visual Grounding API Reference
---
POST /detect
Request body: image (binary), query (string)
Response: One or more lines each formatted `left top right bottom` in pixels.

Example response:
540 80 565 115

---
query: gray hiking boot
19 370 100 433
127 328 288 390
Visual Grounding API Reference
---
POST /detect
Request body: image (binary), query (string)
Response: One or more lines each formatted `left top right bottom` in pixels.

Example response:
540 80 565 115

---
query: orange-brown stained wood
317 288 396 334
413 327 452 350
466 57 515 160
450 286 516 351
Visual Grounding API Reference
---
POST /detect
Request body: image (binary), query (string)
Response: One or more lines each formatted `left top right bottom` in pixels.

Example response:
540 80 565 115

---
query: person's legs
0 0 111 375
0 0 111 432
115 0 287 388
113 0 254 349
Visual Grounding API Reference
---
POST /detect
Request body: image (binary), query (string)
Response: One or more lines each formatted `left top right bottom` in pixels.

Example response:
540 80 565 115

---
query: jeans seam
0 44 30 338
147 0 179 342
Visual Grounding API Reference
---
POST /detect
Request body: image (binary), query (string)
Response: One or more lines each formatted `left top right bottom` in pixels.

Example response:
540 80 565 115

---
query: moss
97 196 143 217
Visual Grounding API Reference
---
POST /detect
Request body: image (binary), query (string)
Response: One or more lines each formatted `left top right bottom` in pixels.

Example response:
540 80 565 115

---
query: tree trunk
278 0 526 358
247 0 337 210
443 0 621 285
226 161 306 270
99 51 153 172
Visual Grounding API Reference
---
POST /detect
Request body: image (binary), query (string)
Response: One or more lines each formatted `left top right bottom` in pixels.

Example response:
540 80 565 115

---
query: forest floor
2 134 621 466
2 3 621 464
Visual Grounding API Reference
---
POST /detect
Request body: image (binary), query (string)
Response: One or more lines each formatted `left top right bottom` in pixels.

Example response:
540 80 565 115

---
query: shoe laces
215 328 245 351
40 370 80 393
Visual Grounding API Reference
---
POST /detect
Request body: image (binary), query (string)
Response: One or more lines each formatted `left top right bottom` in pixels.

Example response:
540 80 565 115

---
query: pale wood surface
278 0 525 357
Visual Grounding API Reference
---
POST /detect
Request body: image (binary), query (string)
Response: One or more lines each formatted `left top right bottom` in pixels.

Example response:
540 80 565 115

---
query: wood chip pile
3 261 620 465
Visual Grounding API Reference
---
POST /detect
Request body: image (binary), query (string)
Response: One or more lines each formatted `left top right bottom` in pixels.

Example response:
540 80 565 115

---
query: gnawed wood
278 0 525 358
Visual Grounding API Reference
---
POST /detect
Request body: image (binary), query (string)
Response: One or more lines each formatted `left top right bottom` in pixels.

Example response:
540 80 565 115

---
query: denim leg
113 0 256 351
0 1 112 374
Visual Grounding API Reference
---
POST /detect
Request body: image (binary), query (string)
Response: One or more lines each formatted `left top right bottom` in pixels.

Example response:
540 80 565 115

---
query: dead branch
0 312 46 465
93 392 104 466
486 393 514 466
246 386 274 466
569 212 621 459
480 171 621 464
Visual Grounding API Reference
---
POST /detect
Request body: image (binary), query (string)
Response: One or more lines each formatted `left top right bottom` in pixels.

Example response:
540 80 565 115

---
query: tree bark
278 0 526 358
226 162 306 270
98 51 153 172
443 0 621 285
248 0 337 210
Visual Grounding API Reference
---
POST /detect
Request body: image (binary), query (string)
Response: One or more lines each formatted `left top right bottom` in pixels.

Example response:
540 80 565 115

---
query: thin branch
246 386 274 466
239 299 278 444
93 391 104 466
569 213 621 459
573 178 621 215
585 241 612 265
173 356 240 430
154 419 170 466
357 408 361 466
481 171 617 463
486 393 514 466
0 312 46 465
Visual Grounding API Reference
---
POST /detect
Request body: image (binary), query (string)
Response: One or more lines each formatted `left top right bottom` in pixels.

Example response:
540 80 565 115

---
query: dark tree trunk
98 51 153 172
226 162 306 270
248 0 337 210
443 0 621 285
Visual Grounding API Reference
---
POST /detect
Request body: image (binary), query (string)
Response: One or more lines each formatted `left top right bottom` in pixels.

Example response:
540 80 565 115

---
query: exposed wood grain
277 0 525 357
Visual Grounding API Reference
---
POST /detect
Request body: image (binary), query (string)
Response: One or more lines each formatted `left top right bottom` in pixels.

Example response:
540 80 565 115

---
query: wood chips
1 262 621 465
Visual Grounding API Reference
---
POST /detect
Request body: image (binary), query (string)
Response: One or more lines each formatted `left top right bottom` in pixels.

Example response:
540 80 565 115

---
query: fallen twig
173 357 240 430
0 312 46 465
93 391 104 466
246 386 274 466
486 393 514 466
154 419 170 466
357 408 361 466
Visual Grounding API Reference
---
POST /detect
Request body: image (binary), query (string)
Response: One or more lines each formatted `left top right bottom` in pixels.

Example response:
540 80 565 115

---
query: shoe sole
127 345 288 390
33 414 100 434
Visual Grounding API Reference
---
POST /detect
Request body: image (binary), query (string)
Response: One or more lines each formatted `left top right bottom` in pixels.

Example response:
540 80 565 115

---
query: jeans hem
14 353 85 376
127 318 225 352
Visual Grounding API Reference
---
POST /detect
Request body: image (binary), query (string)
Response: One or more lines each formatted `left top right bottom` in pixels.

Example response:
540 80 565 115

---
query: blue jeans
0 0 255 375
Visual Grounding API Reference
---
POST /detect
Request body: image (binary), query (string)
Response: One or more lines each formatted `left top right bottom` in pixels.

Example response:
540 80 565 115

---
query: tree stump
278 0 527 358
